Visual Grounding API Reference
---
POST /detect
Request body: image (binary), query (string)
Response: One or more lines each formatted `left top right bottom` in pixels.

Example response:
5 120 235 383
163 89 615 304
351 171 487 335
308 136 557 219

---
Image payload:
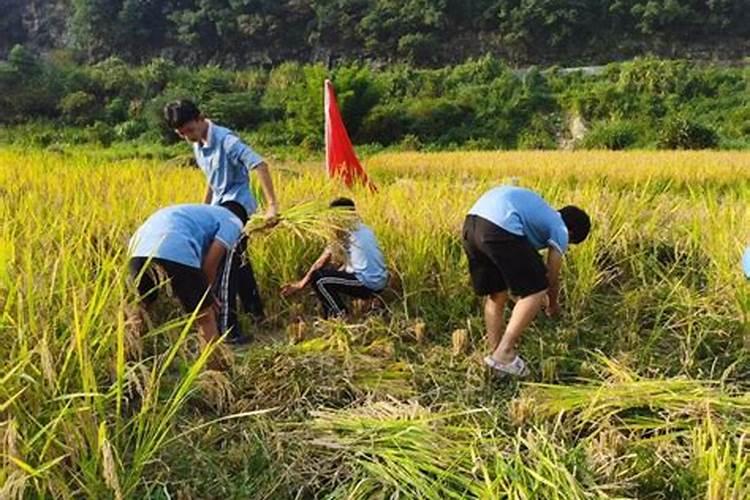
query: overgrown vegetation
2 148 748 497
1 52 748 151
3 0 748 66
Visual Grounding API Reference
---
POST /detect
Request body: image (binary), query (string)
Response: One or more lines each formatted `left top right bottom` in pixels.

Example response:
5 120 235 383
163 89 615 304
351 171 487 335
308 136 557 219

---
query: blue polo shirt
129 204 244 268
193 121 264 215
468 186 569 254
343 223 389 291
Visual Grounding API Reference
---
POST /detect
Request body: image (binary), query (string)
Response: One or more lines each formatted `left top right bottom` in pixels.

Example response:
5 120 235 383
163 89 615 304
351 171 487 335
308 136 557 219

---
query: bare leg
484 291 508 352
491 289 546 364
196 308 220 343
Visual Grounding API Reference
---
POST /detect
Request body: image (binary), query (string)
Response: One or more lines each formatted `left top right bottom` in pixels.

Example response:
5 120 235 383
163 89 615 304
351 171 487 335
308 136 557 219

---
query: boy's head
558 205 591 244
329 197 356 210
329 198 357 238
164 100 206 142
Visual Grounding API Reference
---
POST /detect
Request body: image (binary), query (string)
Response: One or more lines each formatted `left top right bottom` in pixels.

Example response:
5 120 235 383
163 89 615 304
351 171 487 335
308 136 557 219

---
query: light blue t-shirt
193 122 264 215
468 186 569 254
129 204 244 268
344 223 389 290
743 246 750 279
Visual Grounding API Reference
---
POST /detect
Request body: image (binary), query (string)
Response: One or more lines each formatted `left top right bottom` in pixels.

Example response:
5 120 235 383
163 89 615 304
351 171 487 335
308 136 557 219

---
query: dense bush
19 0 748 66
658 117 719 150
60 91 101 125
581 120 642 150
0 49 746 150
358 104 409 145
85 121 115 147
203 93 264 131
114 120 147 141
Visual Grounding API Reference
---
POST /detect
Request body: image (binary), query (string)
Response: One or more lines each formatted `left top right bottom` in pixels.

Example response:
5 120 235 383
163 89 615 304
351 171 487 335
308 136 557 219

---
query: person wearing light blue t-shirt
743 246 750 279
127 204 244 343
165 100 280 342
463 186 591 378
282 198 389 318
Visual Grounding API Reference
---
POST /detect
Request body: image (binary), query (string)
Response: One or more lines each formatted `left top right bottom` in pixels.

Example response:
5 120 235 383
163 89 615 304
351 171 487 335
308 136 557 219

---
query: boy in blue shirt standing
463 186 591 377
281 198 389 318
128 204 244 342
164 100 279 343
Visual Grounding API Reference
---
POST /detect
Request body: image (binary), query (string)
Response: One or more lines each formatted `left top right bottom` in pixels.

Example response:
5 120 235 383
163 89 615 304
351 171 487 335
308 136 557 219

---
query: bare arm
202 240 227 286
545 248 563 316
254 162 279 218
282 248 332 296
203 184 213 204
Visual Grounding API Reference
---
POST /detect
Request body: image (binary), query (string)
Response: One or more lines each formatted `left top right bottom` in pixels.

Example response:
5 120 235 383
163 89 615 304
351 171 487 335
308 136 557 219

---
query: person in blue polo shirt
463 186 591 378
128 204 244 343
281 198 389 318
164 100 279 343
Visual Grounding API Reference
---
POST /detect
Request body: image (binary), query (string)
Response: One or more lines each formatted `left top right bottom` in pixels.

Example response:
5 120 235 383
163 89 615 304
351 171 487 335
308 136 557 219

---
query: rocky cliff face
0 0 69 56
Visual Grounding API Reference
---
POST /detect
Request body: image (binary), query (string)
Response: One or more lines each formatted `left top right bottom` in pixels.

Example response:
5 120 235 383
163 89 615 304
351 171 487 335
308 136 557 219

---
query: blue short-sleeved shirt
193 121 264 215
743 246 750 279
468 186 569 254
129 204 244 268
342 223 389 290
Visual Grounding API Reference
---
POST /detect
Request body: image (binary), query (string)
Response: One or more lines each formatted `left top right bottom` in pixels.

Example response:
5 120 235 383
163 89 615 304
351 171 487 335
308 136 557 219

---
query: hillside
2 0 748 67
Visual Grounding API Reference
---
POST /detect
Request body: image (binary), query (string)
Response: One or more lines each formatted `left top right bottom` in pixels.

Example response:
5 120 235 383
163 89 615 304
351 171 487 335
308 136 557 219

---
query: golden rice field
1 147 749 499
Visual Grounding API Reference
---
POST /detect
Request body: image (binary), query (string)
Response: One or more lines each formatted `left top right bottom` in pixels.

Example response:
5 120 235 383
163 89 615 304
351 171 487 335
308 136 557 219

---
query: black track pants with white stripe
215 243 241 338
311 268 377 318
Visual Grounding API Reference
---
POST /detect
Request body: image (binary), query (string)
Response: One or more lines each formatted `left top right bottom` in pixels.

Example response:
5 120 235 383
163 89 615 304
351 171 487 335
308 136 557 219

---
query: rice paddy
1 147 749 498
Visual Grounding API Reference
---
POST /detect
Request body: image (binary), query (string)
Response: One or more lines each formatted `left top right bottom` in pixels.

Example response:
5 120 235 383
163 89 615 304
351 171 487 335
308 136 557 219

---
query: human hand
281 281 303 297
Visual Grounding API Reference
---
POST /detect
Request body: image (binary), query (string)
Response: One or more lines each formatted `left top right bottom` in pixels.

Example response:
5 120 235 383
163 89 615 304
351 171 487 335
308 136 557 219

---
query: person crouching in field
281 198 389 319
164 99 279 344
463 186 591 377
127 204 244 343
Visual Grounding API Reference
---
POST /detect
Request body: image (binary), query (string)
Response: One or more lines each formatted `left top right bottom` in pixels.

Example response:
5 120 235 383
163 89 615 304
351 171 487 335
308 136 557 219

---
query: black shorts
128 257 213 313
462 215 548 297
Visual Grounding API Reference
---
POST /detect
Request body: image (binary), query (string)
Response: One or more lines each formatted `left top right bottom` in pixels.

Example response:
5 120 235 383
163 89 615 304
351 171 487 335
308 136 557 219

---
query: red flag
324 79 376 191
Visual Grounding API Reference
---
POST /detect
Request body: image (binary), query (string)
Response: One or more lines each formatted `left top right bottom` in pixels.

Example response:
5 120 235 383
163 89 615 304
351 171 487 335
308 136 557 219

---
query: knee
526 289 548 300
310 269 324 286
487 291 508 306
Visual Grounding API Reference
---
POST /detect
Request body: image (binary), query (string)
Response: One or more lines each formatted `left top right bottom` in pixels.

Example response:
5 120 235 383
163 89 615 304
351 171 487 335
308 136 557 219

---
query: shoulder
352 223 377 243
217 128 250 151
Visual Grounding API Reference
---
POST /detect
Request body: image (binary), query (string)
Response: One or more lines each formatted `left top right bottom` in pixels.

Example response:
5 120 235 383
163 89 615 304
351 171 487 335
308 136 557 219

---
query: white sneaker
484 355 529 377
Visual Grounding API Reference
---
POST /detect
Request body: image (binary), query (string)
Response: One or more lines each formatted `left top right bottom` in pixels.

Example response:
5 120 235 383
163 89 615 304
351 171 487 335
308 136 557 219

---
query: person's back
127 204 245 344
129 204 243 267
468 186 569 254
280 198 389 319
345 223 389 291
463 185 590 379
191 122 261 214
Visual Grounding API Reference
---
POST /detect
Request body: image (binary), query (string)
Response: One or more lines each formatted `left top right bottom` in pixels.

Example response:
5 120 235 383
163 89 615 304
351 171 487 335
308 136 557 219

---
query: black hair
558 205 591 244
329 197 356 210
163 100 201 129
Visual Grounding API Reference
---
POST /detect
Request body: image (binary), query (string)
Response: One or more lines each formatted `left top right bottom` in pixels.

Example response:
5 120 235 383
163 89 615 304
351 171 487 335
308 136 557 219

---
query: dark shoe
225 333 253 346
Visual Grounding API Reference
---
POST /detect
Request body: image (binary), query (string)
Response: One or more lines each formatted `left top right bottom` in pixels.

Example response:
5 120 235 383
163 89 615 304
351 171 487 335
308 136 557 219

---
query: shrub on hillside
203 92 264 130
85 121 115 147
658 117 718 150
406 98 474 144
60 91 101 125
115 120 147 141
581 120 641 150
105 97 129 124
357 104 410 145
